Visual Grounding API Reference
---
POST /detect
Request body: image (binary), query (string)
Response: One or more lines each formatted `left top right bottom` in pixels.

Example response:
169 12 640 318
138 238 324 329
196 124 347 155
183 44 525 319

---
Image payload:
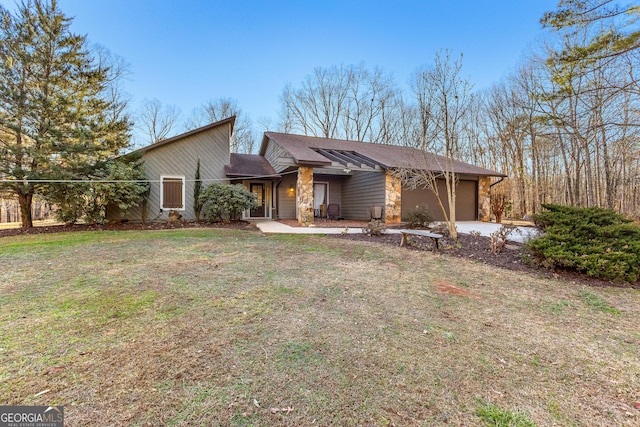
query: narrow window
161 176 185 210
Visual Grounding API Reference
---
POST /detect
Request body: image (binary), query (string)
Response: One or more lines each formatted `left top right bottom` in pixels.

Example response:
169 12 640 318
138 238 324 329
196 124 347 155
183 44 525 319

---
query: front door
250 183 265 217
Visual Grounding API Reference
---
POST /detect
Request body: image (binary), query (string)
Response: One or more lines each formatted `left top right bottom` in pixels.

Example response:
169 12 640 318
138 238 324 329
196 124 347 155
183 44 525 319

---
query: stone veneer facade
478 176 491 222
384 173 402 223
296 166 314 225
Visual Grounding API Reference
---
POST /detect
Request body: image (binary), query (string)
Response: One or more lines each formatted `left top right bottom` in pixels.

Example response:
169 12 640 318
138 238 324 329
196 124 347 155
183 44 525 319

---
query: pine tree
0 0 132 228
542 0 640 64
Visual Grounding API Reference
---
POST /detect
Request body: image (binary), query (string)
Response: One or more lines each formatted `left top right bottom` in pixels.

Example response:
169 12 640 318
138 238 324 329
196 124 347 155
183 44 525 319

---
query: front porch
274 166 401 226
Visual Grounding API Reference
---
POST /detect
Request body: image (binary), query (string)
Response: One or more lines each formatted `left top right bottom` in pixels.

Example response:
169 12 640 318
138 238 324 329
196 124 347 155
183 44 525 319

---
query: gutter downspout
490 176 505 189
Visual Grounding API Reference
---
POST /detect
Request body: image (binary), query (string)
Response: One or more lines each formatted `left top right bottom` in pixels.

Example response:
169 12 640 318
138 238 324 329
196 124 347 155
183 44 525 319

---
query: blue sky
4 0 560 136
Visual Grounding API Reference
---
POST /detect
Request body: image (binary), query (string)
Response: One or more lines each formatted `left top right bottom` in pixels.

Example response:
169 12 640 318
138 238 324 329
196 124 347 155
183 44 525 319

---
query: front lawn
1 229 638 426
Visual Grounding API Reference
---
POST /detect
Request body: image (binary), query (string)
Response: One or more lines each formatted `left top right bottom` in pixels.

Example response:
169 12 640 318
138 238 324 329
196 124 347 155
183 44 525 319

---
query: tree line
274 1 640 219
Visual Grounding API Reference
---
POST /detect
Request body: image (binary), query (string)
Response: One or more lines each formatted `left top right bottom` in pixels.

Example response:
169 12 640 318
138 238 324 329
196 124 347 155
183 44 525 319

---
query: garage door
401 180 477 221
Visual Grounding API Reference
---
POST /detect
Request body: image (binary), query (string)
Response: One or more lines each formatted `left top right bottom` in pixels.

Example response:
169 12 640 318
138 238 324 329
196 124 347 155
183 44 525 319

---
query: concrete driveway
453 221 540 243
253 220 540 243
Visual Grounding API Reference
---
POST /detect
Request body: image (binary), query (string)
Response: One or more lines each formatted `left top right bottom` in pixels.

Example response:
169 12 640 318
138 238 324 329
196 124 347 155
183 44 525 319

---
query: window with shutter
161 176 185 210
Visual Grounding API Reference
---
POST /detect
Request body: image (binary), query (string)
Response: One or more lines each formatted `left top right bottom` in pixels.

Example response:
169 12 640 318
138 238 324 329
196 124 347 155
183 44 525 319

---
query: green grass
1 228 639 426
476 401 536 427
577 290 621 314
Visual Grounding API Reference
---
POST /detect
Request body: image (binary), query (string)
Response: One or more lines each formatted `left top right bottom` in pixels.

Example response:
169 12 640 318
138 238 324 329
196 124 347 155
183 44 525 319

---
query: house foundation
297 166 314 225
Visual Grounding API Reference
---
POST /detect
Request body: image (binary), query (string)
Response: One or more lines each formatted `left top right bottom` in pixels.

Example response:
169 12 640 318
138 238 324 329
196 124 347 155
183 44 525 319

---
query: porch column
384 172 402 224
297 166 314 225
478 176 491 222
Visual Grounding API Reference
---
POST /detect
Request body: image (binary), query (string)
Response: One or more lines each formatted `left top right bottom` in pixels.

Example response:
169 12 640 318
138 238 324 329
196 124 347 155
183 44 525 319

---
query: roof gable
133 116 235 154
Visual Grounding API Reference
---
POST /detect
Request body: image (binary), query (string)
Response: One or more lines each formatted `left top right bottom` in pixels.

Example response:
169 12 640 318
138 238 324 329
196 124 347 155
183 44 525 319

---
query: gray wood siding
326 176 343 206
277 174 297 219
402 179 478 221
341 171 385 220
264 140 293 173
123 123 231 221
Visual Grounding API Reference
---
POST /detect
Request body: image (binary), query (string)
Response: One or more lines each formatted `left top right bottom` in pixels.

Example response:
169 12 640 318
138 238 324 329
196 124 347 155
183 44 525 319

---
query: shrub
199 183 257 223
490 224 520 254
491 192 509 224
404 204 434 228
362 219 387 236
528 204 640 282
48 156 148 225
430 222 451 238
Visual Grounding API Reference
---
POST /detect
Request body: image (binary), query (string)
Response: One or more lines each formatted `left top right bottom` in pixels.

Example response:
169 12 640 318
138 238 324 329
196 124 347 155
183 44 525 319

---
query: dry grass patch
1 229 639 426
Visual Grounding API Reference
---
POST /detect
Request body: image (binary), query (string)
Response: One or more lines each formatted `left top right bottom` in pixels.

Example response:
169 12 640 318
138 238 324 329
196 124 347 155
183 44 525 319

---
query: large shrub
48 156 148 225
528 204 640 282
199 183 257 223
404 204 434 229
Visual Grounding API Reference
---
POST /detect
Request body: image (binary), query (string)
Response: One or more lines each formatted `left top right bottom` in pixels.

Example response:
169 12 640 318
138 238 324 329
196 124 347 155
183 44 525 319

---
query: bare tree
483 79 533 216
137 98 181 145
279 65 351 138
187 98 255 154
342 65 397 142
278 64 401 143
395 50 475 239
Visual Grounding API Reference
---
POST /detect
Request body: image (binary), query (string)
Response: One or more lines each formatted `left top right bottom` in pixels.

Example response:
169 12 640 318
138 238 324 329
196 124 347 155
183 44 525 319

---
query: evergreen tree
0 0 132 228
193 158 203 221
542 0 640 64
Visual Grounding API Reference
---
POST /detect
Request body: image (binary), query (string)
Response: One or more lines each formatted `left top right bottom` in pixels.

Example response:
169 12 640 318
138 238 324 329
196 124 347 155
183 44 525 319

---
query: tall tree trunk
582 136 595 207
557 131 575 205
18 192 33 229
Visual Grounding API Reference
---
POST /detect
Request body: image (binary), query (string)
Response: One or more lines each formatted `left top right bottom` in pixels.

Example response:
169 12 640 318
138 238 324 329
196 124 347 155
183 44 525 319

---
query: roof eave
225 172 282 178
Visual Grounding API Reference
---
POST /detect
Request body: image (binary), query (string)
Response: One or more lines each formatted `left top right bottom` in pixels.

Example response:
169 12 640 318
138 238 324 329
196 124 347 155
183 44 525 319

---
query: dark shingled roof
260 132 506 177
225 153 280 178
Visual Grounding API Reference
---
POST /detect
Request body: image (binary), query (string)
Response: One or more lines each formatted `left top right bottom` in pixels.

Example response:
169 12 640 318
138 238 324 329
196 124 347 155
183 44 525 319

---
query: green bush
48 156 148 225
199 183 257 223
528 204 640 283
404 204 434 228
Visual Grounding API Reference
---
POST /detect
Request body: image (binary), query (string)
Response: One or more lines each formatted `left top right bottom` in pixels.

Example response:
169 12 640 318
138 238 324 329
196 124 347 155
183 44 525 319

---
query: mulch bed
332 230 640 290
2 219 637 289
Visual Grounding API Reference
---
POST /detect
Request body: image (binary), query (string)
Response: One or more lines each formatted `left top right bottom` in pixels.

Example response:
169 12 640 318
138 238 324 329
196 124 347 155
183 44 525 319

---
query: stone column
384 173 402 224
478 176 491 222
297 166 314 226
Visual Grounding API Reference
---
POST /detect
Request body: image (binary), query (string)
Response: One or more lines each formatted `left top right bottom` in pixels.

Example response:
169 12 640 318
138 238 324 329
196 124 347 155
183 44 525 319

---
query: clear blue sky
3 0 560 136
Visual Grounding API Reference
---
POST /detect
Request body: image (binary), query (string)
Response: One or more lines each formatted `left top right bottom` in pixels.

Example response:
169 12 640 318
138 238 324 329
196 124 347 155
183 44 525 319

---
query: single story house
114 117 506 224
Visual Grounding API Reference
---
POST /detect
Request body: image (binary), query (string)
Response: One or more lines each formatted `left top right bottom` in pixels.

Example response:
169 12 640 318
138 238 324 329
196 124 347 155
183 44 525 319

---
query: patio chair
327 203 340 220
